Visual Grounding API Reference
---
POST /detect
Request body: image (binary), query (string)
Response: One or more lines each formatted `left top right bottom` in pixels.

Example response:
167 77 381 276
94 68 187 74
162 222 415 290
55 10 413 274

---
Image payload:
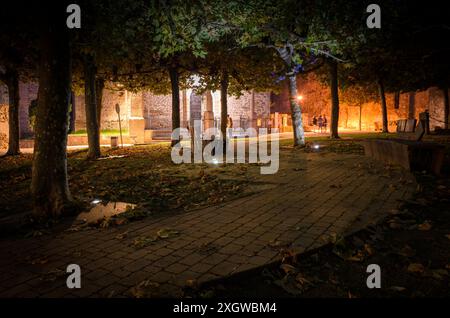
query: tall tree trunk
394 91 400 109
288 74 305 146
220 72 228 140
344 108 348 128
95 77 105 129
276 44 305 146
408 91 416 119
377 79 389 133
328 60 340 139
69 91 75 133
31 16 74 218
83 55 100 159
443 86 449 129
359 106 362 131
182 89 187 127
5 69 20 155
169 67 180 147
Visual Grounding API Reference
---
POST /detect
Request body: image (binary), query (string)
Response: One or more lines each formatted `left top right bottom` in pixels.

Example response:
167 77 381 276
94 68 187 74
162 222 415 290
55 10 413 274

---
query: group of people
312 115 328 133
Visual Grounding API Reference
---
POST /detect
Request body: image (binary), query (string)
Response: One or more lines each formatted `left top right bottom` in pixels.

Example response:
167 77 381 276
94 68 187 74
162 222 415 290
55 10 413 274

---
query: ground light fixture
91 199 102 205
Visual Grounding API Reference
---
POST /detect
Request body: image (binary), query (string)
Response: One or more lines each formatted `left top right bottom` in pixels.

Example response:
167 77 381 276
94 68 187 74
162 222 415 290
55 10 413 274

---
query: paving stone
165 262 189 274
0 152 415 297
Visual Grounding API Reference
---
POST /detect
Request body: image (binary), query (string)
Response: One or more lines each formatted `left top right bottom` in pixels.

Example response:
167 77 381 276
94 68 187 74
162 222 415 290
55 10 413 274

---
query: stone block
129 117 145 144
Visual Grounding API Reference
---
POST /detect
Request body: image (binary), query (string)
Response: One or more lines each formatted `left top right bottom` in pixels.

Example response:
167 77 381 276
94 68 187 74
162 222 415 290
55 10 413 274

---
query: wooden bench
361 113 445 175
361 139 445 175
395 118 423 141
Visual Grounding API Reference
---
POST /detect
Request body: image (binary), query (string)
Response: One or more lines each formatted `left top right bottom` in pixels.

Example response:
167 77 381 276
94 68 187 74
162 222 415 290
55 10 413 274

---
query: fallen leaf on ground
186 279 197 288
132 236 158 248
157 228 179 239
389 209 400 215
388 286 407 292
389 222 403 230
280 264 296 274
430 269 448 280
295 273 312 287
114 218 128 226
29 257 49 265
274 276 303 295
129 280 159 298
395 245 416 258
40 269 65 282
115 231 129 240
345 250 365 262
407 263 425 274
364 244 374 256
418 221 432 231
268 240 284 248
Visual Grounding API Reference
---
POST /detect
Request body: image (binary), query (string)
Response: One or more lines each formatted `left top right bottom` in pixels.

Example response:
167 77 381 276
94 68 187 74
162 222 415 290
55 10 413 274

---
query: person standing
317 115 323 133
226 114 233 139
323 115 328 132
312 115 318 133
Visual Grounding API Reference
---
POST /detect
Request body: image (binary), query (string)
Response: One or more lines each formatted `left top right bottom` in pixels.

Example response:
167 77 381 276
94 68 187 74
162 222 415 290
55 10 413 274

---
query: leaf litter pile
0 144 258 232
189 171 450 298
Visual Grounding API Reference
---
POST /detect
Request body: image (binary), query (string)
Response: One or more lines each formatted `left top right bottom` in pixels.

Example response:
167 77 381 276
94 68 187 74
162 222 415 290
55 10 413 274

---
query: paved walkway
0 151 416 297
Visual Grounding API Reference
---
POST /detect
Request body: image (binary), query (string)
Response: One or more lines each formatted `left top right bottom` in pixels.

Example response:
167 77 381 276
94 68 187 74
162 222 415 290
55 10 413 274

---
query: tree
194 40 284 140
143 1 231 144
212 0 349 146
307 1 391 137
0 67 20 155
339 83 378 131
71 1 105 159
83 54 101 159
31 3 76 217
333 1 450 133
0 20 37 156
327 60 339 138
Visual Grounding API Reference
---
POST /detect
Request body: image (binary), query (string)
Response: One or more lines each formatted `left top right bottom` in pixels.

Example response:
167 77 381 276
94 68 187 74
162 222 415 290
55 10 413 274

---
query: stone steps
149 130 172 141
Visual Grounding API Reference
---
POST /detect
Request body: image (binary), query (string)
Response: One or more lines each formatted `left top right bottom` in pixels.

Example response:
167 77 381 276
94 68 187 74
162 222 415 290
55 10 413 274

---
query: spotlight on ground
91 199 102 205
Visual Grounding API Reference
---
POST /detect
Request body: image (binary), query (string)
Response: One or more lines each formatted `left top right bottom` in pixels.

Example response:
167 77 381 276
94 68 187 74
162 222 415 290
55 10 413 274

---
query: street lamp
297 95 304 101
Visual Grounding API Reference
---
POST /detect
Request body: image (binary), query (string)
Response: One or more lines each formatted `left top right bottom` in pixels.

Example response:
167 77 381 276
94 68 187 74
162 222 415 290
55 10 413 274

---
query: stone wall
338 92 429 131
0 104 8 149
271 74 331 116
75 89 130 131
427 87 448 130
227 92 270 128
0 82 38 138
0 85 8 104
19 82 38 137
143 92 173 130
141 90 270 131
8 80 448 139
271 74 449 132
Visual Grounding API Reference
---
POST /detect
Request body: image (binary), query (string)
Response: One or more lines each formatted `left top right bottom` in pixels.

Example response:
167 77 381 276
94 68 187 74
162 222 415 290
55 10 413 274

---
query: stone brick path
0 151 416 297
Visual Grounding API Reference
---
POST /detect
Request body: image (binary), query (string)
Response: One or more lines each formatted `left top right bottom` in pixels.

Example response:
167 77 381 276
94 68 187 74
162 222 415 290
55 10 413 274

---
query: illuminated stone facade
0 76 448 149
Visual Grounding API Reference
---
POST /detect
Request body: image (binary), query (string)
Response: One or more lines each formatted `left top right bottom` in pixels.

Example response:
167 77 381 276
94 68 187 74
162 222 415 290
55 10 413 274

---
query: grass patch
279 132 394 153
0 144 254 220
70 129 129 136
